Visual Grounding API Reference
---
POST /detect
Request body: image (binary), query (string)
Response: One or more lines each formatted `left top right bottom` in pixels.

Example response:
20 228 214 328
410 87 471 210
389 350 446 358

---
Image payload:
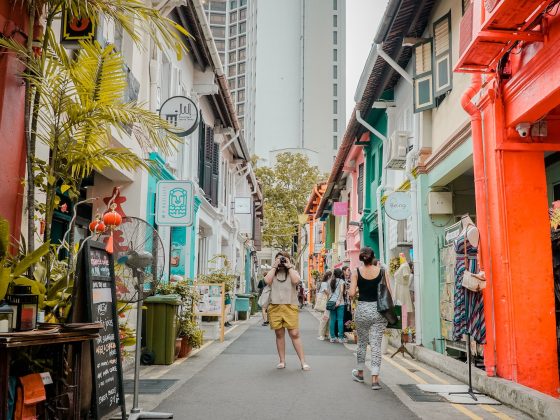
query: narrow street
146 311 528 420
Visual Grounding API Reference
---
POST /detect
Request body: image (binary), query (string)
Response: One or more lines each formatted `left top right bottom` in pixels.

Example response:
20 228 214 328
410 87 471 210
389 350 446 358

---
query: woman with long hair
316 270 332 340
327 268 346 343
264 251 310 371
348 247 388 390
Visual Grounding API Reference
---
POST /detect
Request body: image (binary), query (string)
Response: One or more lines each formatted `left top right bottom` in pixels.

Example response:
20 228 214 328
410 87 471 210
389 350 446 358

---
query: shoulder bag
258 284 271 309
460 227 487 292
377 269 398 326
314 291 327 312
326 279 341 311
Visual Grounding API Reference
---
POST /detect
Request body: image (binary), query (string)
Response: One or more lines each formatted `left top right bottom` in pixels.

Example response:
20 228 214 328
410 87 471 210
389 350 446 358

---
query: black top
357 268 383 302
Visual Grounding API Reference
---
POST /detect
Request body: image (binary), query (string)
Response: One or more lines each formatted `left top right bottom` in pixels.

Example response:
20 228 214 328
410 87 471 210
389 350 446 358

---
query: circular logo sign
385 191 411 221
159 96 199 137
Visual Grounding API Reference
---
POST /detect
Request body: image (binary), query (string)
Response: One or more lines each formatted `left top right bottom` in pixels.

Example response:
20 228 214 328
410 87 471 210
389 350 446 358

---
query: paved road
149 309 529 420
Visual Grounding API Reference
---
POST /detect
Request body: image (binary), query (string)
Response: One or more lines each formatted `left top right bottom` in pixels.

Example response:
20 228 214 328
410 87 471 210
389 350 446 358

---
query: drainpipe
461 74 497 376
356 110 388 265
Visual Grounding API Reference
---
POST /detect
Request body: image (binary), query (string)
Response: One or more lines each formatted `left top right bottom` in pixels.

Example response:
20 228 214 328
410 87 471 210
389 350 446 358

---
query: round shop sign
385 191 411 221
159 96 199 137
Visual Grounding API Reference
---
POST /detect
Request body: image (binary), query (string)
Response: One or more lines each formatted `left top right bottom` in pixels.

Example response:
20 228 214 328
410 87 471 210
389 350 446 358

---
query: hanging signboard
159 96 199 137
156 180 195 227
195 283 225 342
76 241 126 420
385 191 411 220
234 197 251 214
61 9 96 43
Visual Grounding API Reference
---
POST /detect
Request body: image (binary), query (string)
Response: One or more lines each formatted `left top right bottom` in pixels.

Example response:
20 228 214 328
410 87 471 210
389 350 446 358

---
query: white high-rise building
255 0 346 172
204 0 346 172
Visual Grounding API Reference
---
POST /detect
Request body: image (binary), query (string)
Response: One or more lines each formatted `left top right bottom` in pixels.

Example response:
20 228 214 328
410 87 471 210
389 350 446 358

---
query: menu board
195 283 225 342
82 241 126 419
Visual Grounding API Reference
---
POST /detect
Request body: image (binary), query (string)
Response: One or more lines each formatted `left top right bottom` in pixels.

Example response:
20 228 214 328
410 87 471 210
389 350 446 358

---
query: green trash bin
235 294 251 320
145 294 181 365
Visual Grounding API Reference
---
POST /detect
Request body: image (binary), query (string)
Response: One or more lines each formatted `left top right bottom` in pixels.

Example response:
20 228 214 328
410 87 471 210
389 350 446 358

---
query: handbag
314 293 327 312
258 285 271 308
460 229 487 292
377 269 398 326
326 300 336 311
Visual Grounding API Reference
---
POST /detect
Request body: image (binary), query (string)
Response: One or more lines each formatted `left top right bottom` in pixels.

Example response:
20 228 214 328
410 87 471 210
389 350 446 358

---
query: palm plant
6 0 189 252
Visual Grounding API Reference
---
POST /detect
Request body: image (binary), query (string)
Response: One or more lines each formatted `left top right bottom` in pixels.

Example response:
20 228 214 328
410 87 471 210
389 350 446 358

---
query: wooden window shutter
198 118 206 189
203 126 213 200
358 163 364 213
413 39 435 113
210 140 220 206
433 12 452 97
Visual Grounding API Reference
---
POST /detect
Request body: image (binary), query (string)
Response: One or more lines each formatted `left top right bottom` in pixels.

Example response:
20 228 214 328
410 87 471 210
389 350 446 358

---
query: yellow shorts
268 304 299 330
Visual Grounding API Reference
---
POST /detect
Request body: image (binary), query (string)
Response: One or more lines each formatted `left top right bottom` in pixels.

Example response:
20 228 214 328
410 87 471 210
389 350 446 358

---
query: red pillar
480 95 559 396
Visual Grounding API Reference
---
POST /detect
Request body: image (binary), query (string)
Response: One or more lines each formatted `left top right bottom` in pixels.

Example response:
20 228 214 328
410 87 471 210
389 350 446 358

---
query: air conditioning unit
385 131 410 170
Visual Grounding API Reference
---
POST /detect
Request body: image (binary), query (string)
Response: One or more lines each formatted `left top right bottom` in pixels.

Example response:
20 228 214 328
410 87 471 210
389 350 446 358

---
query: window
238 89 245 102
462 0 471 15
230 0 237 8
333 65 337 79
333 0 337 10
333 15 338 27
230 38 237 49
433 13 452 97
413 40 433 112
333 84 338 96
228 64 236 76
219 53 225 64
230 25 237 36
239 35 246 47
239 48 246 60
215 39 225 50
240 8 247 20
211 26 225 38
231 91 236 103
358 163 364 213
229 51 237 62
333 136 337 149
238 75 245 87
333 119 338 132
333 31 337 44
210 14 226 25
237 103 245 114
240 0 247 6
229 77 236 89
239 22 246 33
230 11 237 23
238 62 245 73
212 1 227 11
333 100 338 114
333 49 337 61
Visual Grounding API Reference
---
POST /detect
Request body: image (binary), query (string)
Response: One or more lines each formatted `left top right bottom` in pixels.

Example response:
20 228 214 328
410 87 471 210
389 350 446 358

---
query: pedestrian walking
264 251 311 371
349 247 388 390
342 265 353 332
327 268 346 343
257 277 269 326
315 271 332 340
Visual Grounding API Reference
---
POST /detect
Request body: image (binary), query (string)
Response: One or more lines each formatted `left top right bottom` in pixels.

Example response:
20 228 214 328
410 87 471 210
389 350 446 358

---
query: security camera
516 122 531 138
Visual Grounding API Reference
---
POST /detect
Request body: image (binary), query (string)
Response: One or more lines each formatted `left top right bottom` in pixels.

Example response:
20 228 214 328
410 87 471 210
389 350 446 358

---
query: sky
345 0 387 123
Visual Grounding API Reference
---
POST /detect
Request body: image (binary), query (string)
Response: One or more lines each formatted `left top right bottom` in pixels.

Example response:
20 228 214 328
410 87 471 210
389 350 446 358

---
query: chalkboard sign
81 241 126 419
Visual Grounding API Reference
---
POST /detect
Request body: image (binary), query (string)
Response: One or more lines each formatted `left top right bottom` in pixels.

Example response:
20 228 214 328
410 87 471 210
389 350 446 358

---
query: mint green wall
361 110 388 259
417 138 473 352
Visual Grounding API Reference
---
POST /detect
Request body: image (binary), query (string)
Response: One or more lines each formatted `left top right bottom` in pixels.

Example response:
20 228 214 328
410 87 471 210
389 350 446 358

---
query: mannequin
460 214 480 248
393 253 414 311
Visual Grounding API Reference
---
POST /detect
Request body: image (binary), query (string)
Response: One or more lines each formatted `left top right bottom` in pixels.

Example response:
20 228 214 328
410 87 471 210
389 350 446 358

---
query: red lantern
89 219 106 234
103 204 122 254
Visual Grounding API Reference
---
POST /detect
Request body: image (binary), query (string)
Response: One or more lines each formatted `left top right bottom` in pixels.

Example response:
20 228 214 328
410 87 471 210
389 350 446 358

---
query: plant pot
381 334 389 354
401 332 410 343
175 338 182 358
178 337 192 358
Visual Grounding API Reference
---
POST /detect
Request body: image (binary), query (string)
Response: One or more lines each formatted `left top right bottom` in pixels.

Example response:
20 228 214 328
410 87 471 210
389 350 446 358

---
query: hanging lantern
103 203 123 254
6 285 38 331
89 216 106 234
0 301 14 333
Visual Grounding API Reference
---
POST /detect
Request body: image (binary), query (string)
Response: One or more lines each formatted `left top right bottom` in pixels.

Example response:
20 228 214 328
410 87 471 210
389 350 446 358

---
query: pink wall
344 144 365 270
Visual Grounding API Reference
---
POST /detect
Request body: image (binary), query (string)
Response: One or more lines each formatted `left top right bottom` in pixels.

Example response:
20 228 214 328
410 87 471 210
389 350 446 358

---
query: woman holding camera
264 251 311 371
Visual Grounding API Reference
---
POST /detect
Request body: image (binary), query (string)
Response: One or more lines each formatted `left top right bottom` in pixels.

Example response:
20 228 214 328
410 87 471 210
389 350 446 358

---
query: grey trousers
355 301 387 375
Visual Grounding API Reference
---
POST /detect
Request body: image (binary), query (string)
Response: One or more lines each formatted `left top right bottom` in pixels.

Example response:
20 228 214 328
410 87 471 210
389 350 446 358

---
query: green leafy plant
177 317 204 348
197 255 237 293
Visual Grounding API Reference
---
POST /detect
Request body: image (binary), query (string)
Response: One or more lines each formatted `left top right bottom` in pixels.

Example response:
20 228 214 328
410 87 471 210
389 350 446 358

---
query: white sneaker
317 336 325 341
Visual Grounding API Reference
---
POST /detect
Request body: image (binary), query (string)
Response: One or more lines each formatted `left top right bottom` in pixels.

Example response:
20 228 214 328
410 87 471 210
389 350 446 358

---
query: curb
404 343 560 420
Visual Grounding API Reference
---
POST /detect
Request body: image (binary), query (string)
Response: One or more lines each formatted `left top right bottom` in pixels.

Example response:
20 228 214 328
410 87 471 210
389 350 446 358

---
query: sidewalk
125 309 530 419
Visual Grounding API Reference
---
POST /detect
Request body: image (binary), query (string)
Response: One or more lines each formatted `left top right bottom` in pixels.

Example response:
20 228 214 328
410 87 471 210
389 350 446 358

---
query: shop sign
444 221 462 246
156 180 195 226
384 191 411 220
234 197 252 214
333 201 348 216
61 9 96 43
159 96 199 137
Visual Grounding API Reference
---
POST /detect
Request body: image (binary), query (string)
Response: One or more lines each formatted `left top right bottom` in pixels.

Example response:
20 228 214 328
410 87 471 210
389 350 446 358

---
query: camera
279 257 287 266
516 122 531 138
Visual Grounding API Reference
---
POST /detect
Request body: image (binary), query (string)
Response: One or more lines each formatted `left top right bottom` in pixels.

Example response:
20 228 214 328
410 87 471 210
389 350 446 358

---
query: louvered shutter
203 127 213 200
358 163 364 213
198 117 205 188
433 13 452 97
413 40 435 113
210 140 220 207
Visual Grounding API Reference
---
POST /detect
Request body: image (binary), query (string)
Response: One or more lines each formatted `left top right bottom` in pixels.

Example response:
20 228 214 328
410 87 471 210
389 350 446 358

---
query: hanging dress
452 229 486 344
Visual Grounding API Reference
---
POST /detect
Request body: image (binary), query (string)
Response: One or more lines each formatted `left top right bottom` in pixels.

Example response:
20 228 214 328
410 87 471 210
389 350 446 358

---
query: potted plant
402 326 415 343
176 317 204 358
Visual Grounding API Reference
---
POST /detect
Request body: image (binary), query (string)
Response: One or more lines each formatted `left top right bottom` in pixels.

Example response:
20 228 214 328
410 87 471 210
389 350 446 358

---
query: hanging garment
393 263 414 310
452 230 486 344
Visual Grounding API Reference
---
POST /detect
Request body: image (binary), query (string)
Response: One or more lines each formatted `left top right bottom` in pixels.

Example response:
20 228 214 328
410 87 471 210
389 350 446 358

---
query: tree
255 153 320 250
